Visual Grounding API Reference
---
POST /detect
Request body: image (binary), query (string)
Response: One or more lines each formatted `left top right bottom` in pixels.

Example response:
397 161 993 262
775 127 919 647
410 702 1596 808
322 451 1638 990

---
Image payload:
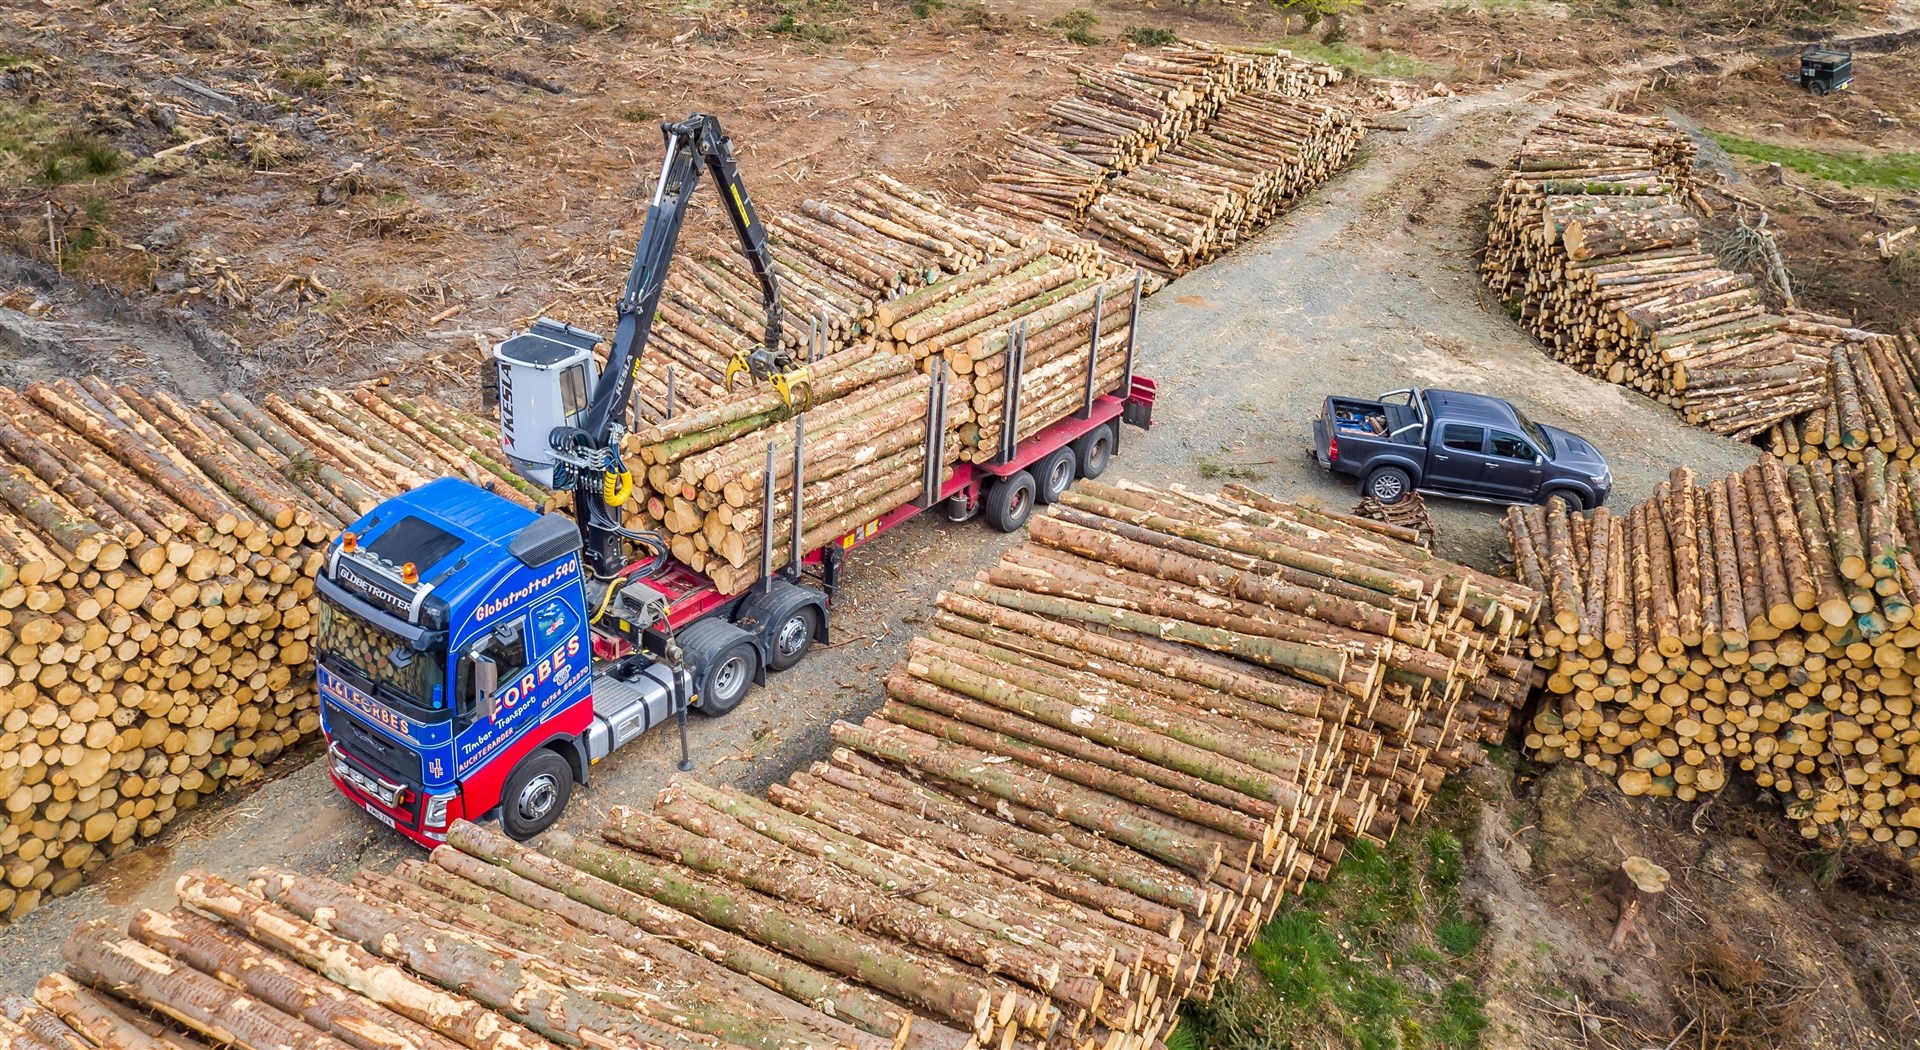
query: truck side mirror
472 654 499 719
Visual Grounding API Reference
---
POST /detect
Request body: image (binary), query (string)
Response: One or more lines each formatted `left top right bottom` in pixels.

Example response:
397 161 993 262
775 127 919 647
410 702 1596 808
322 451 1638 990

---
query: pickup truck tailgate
1310 417 1332 469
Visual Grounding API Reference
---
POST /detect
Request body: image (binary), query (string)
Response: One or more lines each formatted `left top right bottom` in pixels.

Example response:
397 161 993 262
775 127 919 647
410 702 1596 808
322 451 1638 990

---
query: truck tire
985 471 1036 533
1364 466 1413 504
499 748 573 841
1074 424 1114 479
766 605 820 672
680 620 760 716
1034 448 1077 504
1540 488 1586 512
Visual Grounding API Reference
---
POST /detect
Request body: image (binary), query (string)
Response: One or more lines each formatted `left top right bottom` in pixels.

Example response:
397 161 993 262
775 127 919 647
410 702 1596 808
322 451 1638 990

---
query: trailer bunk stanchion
789 411 805 578
758 441 776 595
1077 284 1105 421
995 320 1028 466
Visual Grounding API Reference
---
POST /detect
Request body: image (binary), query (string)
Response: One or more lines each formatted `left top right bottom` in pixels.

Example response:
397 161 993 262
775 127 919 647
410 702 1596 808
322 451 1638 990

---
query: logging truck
316 114 1156 846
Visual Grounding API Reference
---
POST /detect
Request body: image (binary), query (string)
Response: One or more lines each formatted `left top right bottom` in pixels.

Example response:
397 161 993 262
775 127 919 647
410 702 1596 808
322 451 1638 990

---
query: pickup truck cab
1312 388 1612 509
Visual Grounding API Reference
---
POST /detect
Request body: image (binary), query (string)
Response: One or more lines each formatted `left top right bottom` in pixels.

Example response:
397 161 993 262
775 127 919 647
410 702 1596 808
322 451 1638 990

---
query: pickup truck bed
1326 397 1420 445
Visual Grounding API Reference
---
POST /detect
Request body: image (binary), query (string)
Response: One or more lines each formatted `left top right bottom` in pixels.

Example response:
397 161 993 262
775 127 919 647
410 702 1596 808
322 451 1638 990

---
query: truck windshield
1512 410 1556 458
316 595 448 717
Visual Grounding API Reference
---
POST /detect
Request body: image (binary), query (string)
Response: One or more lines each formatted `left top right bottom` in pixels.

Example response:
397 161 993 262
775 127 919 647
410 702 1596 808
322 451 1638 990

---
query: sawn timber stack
1509 456 1920 877
12 478 1538 1050
0 376 519 924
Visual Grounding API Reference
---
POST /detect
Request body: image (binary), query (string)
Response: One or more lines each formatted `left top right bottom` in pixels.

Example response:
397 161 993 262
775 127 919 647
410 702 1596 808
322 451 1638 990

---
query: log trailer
314 114 1157 846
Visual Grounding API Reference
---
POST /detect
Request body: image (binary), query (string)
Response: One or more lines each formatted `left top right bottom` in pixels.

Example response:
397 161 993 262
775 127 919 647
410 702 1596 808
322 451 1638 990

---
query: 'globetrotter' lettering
471 558 579 625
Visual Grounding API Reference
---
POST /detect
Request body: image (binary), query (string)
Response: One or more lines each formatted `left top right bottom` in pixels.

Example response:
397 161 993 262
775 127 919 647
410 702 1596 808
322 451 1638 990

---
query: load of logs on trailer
0 378 516 923
11 478 1539 1050
1508 456 1920 871
1484 105 1920 461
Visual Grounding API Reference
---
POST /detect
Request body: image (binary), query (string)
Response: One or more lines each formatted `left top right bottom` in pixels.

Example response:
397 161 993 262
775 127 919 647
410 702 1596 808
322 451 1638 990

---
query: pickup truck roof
1422 389 1527 430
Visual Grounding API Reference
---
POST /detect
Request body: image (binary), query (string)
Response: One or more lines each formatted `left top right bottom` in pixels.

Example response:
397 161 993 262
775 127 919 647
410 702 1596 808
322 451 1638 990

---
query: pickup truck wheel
1034 448 1076 504
1540 489 1586 512
1365 466 1413 504
1074 425 1114 479
499 749 573 841
985 471 1036 533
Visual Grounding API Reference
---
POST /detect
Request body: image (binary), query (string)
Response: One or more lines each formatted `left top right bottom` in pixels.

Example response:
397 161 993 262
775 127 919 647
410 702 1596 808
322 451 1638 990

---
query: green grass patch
1180 785 1489 1050
1049 9 1100 45
908 0 945 17
1270 35 1433 78
1708 132 1920 192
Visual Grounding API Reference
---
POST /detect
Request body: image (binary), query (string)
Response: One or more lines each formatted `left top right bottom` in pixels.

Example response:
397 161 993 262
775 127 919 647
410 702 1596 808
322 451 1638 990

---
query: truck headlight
1589 473 1610 485
423 790 456 828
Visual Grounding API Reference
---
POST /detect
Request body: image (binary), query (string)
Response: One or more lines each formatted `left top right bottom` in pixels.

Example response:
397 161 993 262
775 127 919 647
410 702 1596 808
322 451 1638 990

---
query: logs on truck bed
1509 457 1920 874
0 376 518 924
14 478 1536 1050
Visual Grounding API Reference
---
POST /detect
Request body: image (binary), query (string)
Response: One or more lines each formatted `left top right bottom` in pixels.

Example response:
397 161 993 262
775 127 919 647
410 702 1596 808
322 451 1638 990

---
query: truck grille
324 701 423 787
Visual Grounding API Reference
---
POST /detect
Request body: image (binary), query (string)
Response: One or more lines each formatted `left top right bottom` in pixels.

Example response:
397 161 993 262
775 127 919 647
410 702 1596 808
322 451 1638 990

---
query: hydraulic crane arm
551 112 793 576
583 113 787 442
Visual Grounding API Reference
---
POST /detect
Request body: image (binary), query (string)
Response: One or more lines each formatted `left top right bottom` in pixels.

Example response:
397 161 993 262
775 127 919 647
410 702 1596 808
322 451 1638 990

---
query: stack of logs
1761 317 1920 465
1509 457 1920 869
972 41 1345 230
0 377 519 923
1485 105 1920 460
17 478 1537 1050
1086 90 1363 276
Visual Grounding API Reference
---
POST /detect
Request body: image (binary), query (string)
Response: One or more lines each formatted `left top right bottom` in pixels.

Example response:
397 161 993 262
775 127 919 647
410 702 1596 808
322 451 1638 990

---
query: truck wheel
1810 81 1829 96
1034 448 1077 504
1074 424 1114 479
499 748 573 841
1540 489 1585 512
985 472 1036 533
766 605 819 672
1365 466 1413 504
680 620 760 716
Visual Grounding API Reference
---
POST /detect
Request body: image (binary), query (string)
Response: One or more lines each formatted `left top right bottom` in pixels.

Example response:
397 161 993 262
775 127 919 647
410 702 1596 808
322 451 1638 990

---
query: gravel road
0 78 1761 990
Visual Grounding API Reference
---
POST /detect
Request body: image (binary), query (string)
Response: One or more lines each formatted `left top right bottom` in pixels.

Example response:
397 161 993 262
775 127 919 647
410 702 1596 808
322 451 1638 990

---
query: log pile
1508 457 1920 870
1483 106 1813 429
1760 318 1920 465
14 479 1537 1050
623 175 1037 424
972 41 1345 230
1085 91 1363 276
0 378 518 923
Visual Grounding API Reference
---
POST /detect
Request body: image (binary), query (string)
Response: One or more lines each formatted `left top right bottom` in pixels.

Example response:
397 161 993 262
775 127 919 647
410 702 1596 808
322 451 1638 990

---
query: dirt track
0 64 1771 989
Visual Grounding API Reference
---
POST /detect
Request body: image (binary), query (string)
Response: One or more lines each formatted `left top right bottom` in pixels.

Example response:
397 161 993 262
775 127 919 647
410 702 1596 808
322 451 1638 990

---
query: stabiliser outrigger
546 112 811 576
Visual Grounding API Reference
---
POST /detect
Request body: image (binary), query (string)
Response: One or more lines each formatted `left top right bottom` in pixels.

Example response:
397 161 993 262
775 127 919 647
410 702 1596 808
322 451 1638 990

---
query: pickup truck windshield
1513 409 1555 458
317 595 447 715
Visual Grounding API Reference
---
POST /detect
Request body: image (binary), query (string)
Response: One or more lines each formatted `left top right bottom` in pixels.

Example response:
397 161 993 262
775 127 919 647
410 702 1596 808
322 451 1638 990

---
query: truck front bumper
328 743 459 848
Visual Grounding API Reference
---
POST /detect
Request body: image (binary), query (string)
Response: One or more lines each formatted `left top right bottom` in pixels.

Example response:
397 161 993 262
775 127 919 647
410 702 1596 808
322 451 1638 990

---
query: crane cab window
1487 430 1536 461
1441 424 1485 453
561 363 591 421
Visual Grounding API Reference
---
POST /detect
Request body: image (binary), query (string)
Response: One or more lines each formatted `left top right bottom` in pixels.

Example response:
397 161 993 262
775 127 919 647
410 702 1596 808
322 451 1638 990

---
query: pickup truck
1311 388 1612 509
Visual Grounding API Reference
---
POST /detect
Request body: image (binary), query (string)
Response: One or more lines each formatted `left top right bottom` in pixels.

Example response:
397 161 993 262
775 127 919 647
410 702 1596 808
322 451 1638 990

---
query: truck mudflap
1122 376 1156 430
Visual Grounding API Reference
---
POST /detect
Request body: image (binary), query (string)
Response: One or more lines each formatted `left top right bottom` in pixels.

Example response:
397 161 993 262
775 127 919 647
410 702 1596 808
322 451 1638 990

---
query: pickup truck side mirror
472 654 499 720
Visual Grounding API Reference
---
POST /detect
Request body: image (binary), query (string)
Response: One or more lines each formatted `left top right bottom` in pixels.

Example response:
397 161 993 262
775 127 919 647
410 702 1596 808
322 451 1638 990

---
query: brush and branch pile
13 478 1537 1050
0 377 516 922
1510 456 1920 870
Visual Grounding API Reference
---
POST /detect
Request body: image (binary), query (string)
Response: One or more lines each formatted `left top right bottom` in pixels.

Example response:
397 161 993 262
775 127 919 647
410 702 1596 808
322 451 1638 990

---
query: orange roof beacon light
341 532 358 553
400 562 419 585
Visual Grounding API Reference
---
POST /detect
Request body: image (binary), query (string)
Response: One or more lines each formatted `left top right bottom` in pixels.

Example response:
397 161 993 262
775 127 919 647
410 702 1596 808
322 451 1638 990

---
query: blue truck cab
316 478 697 845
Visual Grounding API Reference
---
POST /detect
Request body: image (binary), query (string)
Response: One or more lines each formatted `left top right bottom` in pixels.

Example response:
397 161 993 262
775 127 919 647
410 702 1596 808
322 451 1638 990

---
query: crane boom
508 113 788 575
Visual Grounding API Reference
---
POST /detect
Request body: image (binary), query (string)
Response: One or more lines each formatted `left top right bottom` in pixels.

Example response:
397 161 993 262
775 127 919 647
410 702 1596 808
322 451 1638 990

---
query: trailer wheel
985 471 1037 533
1074 424 1114 479
1809 81 1829 96
681 620 760 717
1034 448 1077 504
499 748 573 841
766 605 820 672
